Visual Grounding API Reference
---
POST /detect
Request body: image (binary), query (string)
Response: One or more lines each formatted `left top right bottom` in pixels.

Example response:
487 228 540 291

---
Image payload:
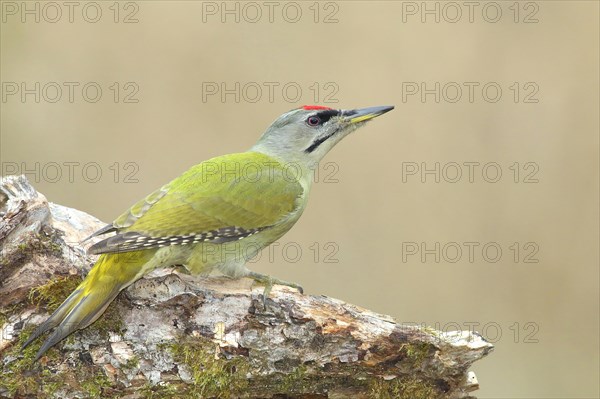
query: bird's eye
306 116 321 127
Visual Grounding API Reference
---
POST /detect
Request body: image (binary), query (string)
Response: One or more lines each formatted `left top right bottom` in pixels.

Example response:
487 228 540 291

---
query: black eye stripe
314 109 339 123
303 110 341 153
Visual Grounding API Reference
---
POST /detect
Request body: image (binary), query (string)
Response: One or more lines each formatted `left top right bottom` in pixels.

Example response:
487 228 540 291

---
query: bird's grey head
252 105 394 165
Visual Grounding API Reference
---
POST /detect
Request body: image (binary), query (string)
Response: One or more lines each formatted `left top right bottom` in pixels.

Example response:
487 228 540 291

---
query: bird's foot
247 271 303 309
172 264 191 275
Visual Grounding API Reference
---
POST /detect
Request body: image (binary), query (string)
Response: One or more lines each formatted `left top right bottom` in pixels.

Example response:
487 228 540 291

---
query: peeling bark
0 175 493 398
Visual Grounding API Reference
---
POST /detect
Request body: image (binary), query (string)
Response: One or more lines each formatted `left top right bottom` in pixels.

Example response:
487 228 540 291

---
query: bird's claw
261 277 273 310
247 272 303 310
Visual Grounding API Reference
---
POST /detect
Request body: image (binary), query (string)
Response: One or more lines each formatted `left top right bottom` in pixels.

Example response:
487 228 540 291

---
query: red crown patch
301 105 333 111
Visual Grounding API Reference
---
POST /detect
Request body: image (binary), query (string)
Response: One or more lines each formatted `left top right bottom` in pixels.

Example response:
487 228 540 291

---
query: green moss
79 369 112 398
369 376 438 399
140 382 181 398
0 305 13 328
120 355 140 371
403 342 432 368
0 273 125 398
278 364 310 393
16 232 63 258
0 325 60 397
367 342 441 398
0 304 24 329
164 336 250 398
28 273 124 342
40 369 62 397
0 323 117 399
85 298 125 339
28 275 82 312
1 232 63 296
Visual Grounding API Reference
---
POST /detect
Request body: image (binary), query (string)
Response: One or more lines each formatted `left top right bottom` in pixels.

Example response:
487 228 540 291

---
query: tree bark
0 175 493 399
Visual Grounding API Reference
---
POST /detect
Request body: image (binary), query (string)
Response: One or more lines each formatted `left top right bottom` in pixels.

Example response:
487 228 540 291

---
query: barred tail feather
22 251 153 361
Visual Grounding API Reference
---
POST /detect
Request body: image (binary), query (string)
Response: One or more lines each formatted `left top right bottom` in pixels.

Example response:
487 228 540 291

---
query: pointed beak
343 105 394 124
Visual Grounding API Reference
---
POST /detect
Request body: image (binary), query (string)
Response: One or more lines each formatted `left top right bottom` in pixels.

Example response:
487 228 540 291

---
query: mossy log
0 175 493 398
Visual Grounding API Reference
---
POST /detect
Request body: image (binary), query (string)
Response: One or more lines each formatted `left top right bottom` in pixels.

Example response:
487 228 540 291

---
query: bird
22 104 394 360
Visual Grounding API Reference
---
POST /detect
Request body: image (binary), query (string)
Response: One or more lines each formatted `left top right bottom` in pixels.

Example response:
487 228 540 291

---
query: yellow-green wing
88 152 303 255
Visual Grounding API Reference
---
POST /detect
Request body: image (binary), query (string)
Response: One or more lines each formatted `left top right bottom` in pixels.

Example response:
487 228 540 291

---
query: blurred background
1 1 598 397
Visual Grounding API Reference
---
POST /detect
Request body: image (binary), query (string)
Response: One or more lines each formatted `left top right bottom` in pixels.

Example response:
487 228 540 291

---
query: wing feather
87 153 303 255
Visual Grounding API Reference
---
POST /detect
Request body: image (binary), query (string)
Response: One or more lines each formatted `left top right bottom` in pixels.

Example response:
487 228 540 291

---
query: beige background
1 1 598 397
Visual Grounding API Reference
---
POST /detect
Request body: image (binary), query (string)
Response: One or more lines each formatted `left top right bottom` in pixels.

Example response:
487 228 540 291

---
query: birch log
0 175 493 399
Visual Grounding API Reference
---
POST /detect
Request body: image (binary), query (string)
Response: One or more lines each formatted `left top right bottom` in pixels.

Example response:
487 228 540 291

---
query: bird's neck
248 146 317 194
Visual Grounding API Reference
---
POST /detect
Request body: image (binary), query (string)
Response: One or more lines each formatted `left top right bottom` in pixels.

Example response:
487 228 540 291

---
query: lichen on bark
0 175 493 398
